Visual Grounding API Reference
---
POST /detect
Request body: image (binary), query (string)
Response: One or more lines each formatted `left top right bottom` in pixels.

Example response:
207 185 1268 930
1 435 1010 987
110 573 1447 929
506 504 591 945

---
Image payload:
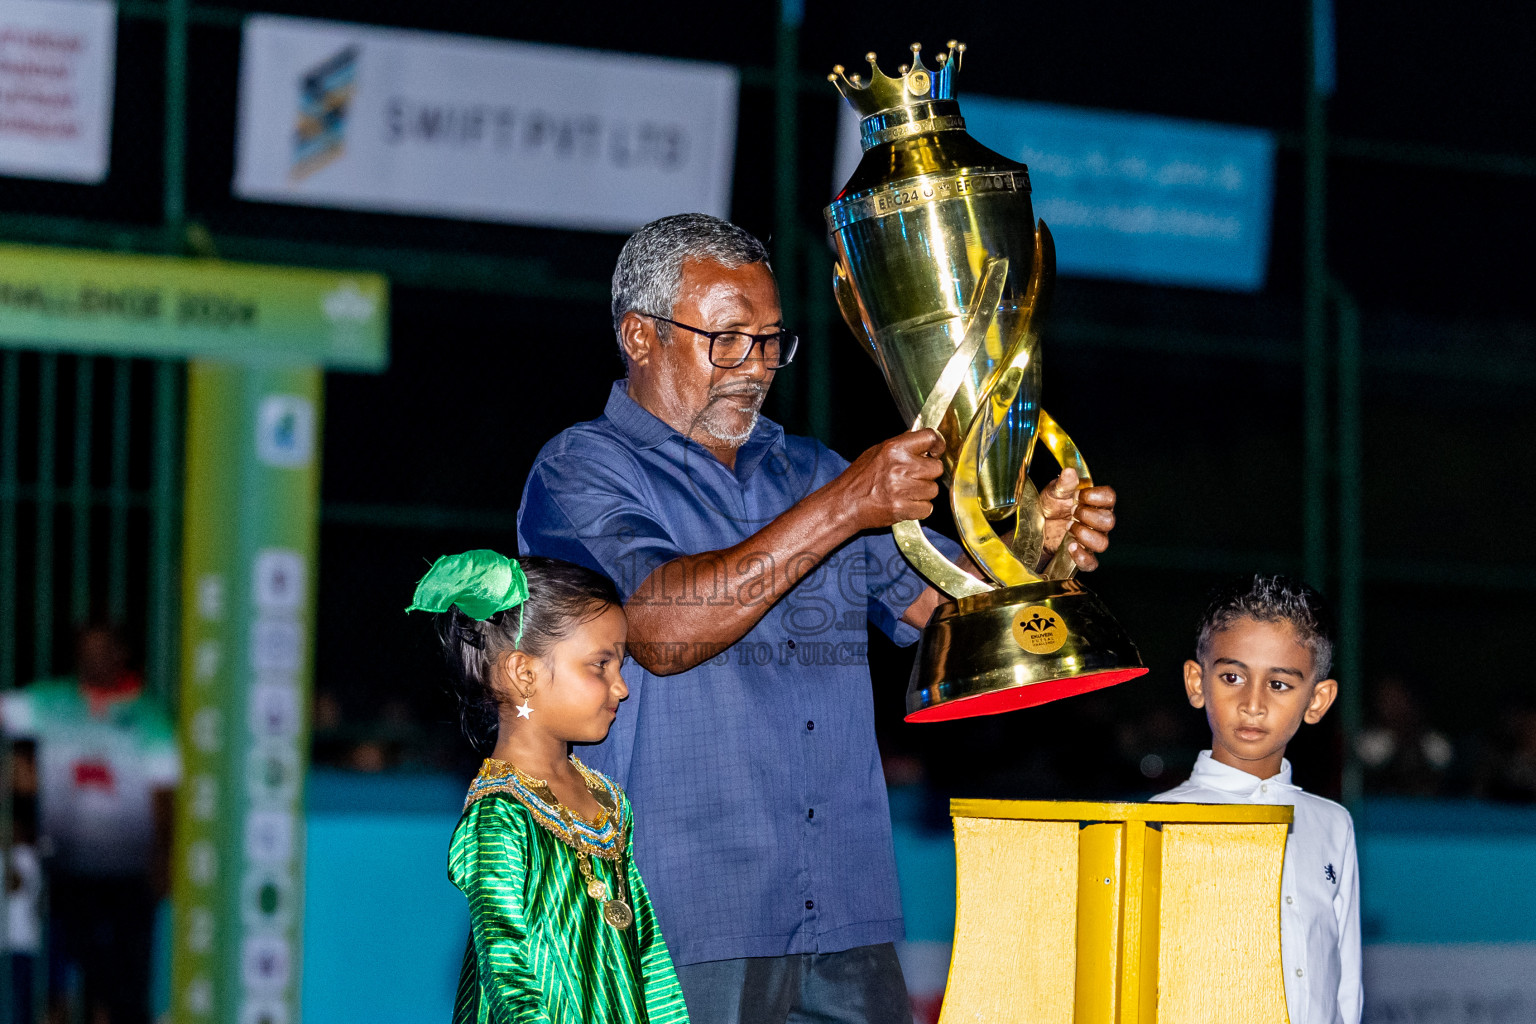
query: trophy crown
828 40 964 121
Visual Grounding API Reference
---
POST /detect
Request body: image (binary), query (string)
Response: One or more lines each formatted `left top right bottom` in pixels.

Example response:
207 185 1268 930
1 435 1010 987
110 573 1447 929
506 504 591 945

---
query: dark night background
3 0 1534 804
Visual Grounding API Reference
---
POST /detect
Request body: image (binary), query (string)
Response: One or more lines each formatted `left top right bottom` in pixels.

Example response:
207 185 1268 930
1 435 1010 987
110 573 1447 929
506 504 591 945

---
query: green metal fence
0 354 181 697
0 351 182 1024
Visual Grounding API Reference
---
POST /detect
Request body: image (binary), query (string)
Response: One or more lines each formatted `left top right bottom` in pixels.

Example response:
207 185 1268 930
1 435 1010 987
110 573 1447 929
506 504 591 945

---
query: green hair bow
406 549 529 642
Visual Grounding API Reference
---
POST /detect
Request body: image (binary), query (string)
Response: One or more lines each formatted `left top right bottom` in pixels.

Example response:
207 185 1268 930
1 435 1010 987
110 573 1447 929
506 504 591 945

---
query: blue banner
961 98 1276 291
836 100 1277 292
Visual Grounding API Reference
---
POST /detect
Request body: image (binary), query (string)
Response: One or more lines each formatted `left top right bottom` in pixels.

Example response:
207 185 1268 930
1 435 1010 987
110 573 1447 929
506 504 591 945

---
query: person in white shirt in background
2 624 177 1024
1154 574 1362 1024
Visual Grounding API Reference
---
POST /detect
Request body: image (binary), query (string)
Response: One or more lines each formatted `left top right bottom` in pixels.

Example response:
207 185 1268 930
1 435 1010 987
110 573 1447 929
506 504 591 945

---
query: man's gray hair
611 213 770 364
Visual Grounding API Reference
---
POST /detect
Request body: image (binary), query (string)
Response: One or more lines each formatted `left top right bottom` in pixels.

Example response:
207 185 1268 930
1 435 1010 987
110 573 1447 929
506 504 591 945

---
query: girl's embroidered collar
465 756 625 860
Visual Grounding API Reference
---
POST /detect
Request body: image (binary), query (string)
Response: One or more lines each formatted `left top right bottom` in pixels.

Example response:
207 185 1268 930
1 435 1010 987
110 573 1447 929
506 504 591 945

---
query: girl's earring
515 688 534 719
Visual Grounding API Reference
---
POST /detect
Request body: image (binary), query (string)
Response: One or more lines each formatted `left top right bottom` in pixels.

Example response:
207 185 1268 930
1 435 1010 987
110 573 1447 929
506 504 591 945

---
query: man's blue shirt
517 381 958 966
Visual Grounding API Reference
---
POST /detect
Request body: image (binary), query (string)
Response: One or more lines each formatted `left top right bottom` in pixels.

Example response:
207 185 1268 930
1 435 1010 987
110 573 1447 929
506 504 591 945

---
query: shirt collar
83 671 144 718
603 379 786 478
733 416 786 482
603 380 673 450
1186 749 1297 794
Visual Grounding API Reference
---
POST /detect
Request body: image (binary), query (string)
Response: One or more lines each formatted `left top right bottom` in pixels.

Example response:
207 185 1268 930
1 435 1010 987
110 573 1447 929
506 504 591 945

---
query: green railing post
162 0 189 244
1302 0 1332 591
772 0 803 431
34 356 58 679
72 358 95 626
1333 282 1364 812
0 351 15 1024
149 364 180 706
108 359 131 625
154 0 190 706
0 353 16 691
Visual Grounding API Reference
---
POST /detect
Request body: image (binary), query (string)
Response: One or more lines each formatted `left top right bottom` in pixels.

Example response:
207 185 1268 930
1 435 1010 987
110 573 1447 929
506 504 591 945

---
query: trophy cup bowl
825 41 1148 722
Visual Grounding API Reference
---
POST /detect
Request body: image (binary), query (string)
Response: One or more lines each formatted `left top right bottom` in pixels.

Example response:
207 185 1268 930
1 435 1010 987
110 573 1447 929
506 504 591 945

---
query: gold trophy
825 41 1148 722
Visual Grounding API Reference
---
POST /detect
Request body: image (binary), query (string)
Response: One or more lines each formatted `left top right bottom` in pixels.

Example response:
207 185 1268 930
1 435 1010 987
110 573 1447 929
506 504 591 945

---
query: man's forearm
625 478 861 674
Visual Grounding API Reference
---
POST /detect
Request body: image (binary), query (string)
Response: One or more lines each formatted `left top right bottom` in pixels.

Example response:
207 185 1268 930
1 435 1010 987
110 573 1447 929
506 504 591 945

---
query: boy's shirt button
1296 968 1304 977
1286 896 1294 904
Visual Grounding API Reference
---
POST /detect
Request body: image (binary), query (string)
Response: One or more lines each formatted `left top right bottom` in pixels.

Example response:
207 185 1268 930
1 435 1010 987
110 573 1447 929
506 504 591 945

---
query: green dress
449 756 689 1024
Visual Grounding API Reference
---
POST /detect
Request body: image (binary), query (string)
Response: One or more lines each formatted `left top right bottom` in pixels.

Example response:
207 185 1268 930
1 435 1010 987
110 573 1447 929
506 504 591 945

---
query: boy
1155 574 1362 1024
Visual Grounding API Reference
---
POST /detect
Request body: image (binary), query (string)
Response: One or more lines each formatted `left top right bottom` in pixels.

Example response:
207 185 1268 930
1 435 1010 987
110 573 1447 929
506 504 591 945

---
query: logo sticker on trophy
825 41 1149 722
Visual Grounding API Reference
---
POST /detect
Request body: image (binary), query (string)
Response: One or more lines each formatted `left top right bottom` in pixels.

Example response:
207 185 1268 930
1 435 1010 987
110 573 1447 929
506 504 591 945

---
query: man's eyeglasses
642 313 799 369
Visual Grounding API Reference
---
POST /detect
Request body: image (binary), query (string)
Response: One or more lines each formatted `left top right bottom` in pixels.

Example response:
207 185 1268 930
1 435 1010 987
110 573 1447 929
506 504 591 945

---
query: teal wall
298 776 1536 1022
301 773 468 1023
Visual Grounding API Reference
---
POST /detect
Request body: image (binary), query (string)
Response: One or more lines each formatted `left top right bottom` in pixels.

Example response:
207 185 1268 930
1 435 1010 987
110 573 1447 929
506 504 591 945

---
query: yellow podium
940 800 1293 1024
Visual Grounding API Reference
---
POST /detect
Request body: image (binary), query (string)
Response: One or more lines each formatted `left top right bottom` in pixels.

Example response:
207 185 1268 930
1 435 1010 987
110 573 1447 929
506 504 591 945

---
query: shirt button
806 720 815 731
1296 968 1304 977
1261 785 1269 793
805 900 814 910
1286 896 1294 904
787 638 796 649
807 808 814 819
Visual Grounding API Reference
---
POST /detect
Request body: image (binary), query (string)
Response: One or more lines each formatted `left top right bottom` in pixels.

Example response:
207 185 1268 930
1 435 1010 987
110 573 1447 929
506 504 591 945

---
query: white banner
234 16 738 232
0 0 116 183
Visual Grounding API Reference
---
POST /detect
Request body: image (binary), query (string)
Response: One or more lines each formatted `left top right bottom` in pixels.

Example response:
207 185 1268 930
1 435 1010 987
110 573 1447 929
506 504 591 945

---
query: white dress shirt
1154 751 1362 1024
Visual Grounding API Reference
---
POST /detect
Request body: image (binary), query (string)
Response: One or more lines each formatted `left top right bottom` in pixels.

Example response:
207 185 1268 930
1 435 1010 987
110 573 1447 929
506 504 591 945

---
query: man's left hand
1040 467 1117 572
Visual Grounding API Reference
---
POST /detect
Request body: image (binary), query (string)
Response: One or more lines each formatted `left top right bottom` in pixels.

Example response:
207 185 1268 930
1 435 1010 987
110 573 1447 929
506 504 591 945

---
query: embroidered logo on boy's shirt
1324 863 1337 884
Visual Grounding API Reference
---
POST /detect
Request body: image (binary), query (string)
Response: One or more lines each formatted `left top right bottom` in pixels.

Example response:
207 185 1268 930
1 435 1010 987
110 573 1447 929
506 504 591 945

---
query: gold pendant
586 878 610 900
602 898 633 930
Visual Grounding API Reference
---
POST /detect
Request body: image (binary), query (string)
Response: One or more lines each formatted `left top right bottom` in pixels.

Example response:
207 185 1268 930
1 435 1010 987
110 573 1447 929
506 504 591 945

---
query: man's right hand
835 428 946 531
622 427 946 675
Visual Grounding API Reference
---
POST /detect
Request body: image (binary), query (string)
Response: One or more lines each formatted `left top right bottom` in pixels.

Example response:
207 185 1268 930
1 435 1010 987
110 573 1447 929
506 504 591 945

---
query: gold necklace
485 756 634 930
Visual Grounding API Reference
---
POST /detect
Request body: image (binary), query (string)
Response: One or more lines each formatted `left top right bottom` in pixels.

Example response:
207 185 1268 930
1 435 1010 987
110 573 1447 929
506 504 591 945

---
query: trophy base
905 579 1148 723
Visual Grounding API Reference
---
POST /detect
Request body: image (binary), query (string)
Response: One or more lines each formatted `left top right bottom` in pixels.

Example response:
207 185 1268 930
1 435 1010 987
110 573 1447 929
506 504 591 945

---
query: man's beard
696 383 767 448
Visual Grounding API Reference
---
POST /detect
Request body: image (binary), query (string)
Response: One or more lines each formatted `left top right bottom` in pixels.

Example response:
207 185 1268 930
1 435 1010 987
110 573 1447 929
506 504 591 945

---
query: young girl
407 549 688 1024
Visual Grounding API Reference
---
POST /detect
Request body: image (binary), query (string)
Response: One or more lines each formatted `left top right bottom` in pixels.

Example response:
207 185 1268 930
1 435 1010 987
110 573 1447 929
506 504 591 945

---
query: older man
517 213 1116 1024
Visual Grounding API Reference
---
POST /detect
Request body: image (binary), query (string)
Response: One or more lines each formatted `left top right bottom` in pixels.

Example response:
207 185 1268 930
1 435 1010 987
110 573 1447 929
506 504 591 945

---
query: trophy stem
913 257 1009 432
1034 409 1092 582
949 223 1053 587
887 256 1012 602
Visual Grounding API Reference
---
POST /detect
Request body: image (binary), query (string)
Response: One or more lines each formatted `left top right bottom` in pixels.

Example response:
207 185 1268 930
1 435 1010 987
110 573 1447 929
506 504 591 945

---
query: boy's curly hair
1194 574 1335 680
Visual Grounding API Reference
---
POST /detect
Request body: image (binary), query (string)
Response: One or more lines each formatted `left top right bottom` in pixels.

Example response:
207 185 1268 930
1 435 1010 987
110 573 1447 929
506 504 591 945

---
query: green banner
170 363 323 1024
0 244 387 369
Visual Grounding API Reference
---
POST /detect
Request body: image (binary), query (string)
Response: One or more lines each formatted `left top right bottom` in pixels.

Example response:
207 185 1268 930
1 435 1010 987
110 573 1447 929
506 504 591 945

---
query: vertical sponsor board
171 364 322 1024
